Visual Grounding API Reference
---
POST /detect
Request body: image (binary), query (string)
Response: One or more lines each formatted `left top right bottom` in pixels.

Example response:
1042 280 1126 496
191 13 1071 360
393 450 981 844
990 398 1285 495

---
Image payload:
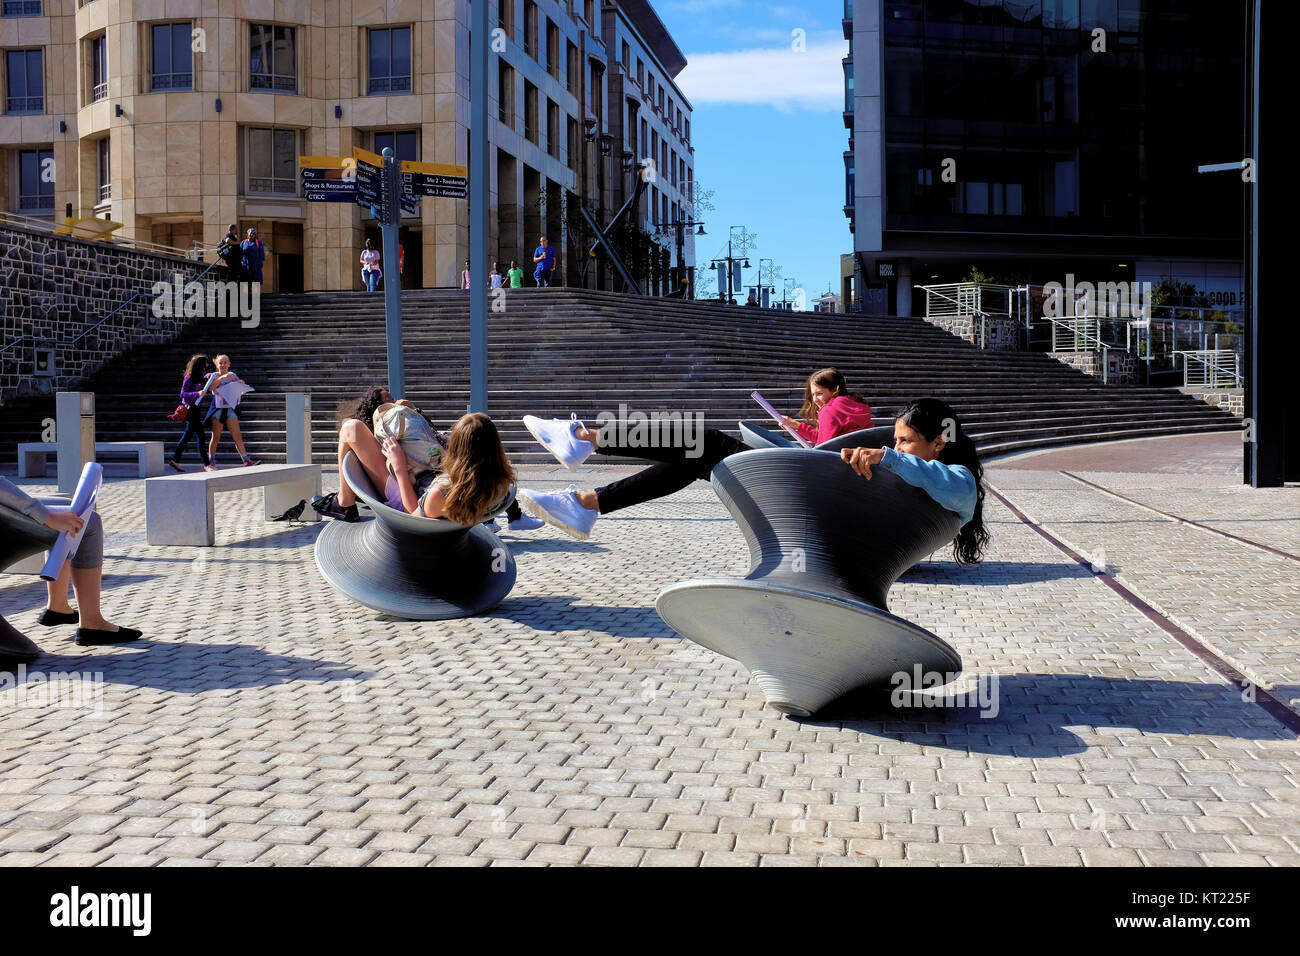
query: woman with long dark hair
777 367 874 445
166 353 213 472
840 397 989 565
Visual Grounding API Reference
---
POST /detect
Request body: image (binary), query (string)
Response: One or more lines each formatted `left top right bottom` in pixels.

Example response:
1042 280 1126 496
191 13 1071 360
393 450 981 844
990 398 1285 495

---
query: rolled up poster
750 390 813 448
40 461 103 581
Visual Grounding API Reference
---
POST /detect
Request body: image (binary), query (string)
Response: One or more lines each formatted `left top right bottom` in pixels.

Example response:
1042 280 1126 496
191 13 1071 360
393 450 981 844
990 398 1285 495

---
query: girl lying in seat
516 368 875 540
313 388 531 527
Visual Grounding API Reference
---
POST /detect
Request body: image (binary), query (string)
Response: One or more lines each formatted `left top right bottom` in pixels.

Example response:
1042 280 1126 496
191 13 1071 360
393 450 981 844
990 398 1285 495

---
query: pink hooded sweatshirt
795 395 875 446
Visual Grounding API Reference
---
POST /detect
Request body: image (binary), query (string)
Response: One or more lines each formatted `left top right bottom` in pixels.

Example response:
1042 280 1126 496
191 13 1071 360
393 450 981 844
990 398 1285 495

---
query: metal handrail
69 259 221 346
1175 350 1242 388
0 209 193 259
1045 316 1115 385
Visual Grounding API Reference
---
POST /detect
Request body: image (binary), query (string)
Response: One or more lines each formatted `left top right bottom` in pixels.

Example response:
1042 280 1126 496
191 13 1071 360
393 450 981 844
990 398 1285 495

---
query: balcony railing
18 194 54 211
250 73 297 93
150 73 193 91
6 95 43 113
367 75 411 94
2 0 41 14
98 182 111 203
92 81 107 102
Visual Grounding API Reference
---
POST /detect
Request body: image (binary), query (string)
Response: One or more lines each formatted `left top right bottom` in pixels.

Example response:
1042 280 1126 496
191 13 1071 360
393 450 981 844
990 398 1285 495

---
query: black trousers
171 409 209 465
594 428 750 515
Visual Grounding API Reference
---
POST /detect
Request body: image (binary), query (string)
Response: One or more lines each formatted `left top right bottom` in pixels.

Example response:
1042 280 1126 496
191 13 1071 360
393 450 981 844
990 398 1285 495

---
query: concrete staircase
0 288 1238 469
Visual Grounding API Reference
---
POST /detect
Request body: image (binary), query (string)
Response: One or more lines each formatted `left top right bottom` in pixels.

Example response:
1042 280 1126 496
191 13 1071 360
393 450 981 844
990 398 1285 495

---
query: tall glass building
845 0 1246 314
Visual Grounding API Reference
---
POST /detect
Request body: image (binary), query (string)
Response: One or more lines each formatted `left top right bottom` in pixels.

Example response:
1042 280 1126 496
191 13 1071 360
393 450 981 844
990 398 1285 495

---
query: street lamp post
653 217 705 299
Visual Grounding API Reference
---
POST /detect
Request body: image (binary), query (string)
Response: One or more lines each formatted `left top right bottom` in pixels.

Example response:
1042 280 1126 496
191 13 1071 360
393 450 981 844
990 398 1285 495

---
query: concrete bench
145 464 321 546
18 441 165 479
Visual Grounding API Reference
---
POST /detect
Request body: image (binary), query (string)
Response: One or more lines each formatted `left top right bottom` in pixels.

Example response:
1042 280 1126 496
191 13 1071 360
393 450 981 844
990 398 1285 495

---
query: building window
97 137 110 204
245 126 297 195
546 99 559 158
17 147 53 211
2 1 41 15
567 115 579 171
566 40 578 94
367 26 411 94
250 24 296 93
636 58 643 89
151 23 193 91
497 60 514 126
498 0 513 40
89 34 107 102
546 20 559 79
584 0 594 27
684 117 690 144
5 48 43 113
670 148 677 187
621 41 629 70
374 129 418 163
523 1 537 60
590 63 603 125
524 81 538 144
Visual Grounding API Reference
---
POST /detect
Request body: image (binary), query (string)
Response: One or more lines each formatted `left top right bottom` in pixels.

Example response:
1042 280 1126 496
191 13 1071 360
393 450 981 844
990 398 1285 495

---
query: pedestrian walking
489 263 503 289
360 238 382 292
240 227 267 283
461 260 471 291
201 354 259 468
165 353 214 473
218 224 245 281
532 236 556 287
507 260 524 288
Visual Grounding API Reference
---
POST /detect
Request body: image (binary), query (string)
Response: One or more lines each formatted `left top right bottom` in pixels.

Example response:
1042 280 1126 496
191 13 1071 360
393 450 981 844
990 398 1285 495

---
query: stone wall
1181 387 1244 417
0 223 213 406
922 315 1020 351
1048 349 1138 385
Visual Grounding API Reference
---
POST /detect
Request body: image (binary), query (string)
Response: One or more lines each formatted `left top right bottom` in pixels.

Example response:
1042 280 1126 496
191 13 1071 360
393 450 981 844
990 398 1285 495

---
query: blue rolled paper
40 462 103 581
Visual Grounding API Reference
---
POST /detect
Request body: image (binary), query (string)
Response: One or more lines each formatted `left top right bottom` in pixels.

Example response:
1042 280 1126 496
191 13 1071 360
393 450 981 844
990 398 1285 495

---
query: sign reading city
401 160 469 199
298 155 354 203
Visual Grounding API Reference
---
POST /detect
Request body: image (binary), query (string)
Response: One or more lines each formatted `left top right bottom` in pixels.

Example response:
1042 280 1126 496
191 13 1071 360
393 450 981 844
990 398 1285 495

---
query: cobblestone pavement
0 440 1296 867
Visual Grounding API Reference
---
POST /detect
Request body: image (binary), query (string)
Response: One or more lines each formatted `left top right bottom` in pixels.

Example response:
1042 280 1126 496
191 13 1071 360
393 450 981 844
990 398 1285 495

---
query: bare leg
228 417 249 457
336 420 390 508
208 419 224 462
69 566 120 632
45 563 74 614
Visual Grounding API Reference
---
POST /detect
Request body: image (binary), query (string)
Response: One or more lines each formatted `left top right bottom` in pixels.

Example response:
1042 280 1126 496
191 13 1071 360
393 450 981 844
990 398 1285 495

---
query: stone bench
145 464 321 546
18 441 165 479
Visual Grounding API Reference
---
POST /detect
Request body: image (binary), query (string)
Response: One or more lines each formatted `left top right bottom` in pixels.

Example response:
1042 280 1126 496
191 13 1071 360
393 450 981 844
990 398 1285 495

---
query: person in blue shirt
240 227 267 283
532 235 557 287
841 397 990 565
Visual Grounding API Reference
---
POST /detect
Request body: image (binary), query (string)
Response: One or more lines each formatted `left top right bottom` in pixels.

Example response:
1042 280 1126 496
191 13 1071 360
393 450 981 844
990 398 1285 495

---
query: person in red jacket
778 367 874 445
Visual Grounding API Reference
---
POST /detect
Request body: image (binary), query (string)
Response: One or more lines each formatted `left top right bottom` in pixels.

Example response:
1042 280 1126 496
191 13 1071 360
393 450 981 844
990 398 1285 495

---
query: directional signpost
298 149 471 401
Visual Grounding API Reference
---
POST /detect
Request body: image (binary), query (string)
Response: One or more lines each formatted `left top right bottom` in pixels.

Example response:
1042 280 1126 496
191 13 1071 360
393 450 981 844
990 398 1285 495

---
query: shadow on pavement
0 572 164 612
4 639 371 693
799 672 1295 755
901 560 1094 586
493 595 676 639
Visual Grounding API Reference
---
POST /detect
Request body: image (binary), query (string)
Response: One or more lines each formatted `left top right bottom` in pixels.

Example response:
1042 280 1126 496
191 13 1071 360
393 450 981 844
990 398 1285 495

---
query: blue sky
656 0 850 305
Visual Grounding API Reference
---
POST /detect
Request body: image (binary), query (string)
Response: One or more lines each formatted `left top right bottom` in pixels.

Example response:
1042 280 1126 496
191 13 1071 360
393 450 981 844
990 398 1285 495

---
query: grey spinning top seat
738 420 897 454
0 502 58 663
314 452 517 620
656 447 964 717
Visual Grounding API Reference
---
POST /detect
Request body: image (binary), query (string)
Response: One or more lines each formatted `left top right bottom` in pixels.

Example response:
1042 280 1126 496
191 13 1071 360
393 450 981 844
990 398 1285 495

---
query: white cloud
678 38 849 111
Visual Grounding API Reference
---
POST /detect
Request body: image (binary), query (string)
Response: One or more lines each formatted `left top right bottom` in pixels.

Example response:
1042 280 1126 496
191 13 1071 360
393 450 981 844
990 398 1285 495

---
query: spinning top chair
738 420 897 455
0 502 59 664
314 452 517 620
656 446 964 717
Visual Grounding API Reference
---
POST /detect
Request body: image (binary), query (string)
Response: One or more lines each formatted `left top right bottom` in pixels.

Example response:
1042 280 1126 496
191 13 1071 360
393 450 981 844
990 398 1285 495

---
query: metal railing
68 258 222 347
916 282 1016 350
1045 316 1115 384
0 209 193 258
97 182 111 203
1176 350 1242 388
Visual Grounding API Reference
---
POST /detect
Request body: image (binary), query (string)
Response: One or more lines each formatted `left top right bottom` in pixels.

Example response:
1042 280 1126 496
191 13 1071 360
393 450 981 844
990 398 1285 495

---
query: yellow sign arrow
400 160 468 178
298 155 349 168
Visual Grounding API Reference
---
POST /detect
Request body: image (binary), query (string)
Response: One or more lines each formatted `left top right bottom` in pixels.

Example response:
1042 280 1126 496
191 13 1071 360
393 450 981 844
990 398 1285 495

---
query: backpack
372 404 448 478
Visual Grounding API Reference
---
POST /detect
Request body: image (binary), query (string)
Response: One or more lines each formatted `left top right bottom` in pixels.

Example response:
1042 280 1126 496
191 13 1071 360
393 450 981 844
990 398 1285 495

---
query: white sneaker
522 413 595 471
507 514 545 532
517 487 598 540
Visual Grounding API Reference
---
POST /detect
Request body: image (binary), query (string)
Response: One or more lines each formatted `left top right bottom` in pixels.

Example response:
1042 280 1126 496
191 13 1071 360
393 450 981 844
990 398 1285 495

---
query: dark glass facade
871 0 1243 248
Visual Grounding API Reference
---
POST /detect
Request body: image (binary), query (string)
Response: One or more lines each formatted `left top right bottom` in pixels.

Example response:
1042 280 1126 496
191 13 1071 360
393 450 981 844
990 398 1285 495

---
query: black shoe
75 626 143 646
38 609 79 627
311 493 359 522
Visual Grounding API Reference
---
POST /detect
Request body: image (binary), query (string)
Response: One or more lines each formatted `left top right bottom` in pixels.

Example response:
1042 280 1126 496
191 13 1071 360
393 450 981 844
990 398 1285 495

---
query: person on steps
166 353 213 472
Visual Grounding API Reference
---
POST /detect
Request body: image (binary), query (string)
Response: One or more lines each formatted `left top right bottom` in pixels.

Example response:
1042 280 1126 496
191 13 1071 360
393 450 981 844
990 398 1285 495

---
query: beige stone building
0 0 694 291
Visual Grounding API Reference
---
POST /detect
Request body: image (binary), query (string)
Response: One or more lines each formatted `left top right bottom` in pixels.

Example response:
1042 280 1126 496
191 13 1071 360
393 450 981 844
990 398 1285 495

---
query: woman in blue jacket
240 227 266 282
840 397 990 565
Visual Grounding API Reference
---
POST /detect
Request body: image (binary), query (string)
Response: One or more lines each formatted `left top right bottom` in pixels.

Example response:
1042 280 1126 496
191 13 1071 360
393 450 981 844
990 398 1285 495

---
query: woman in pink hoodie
778 367 874 445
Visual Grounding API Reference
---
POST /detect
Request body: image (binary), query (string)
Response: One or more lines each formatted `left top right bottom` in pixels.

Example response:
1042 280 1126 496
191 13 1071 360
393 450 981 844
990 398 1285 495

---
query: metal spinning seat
738 420 898 454
656 446 964 717
314 452 517 620
0 501 59 663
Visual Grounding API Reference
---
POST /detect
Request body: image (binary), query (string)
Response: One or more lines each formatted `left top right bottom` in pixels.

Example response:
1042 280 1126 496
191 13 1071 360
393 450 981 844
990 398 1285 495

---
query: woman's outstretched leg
314 419 390 521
